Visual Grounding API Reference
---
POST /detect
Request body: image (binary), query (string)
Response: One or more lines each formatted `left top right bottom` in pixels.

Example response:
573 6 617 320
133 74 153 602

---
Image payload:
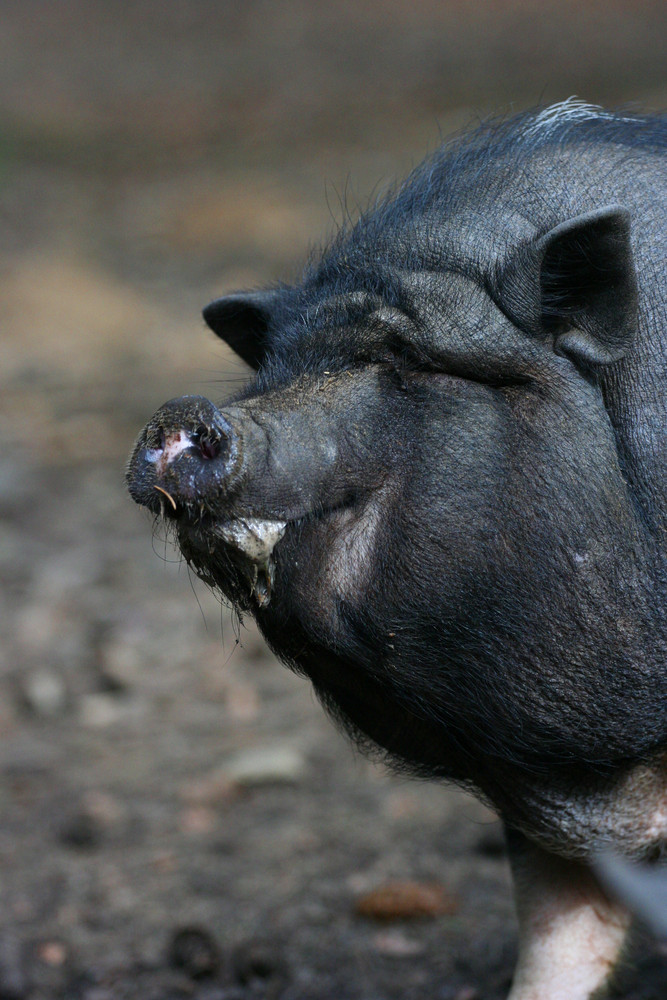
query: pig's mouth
174 496 368 610
143 489 364 612
176 512 289 608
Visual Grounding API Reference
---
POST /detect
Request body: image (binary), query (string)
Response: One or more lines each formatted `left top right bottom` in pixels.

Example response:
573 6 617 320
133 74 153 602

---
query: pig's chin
176 515 288 609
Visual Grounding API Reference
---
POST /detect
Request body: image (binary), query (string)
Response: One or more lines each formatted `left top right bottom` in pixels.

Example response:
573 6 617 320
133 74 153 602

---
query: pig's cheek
285 489 389 627
325 498 386 598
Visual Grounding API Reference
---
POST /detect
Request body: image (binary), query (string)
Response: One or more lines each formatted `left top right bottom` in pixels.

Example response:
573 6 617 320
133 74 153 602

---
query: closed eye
361 319 533 389
378 338 533 392
381 332 442 374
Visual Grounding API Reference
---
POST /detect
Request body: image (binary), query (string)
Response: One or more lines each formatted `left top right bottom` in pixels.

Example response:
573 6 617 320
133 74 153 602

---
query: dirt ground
2 3 667 998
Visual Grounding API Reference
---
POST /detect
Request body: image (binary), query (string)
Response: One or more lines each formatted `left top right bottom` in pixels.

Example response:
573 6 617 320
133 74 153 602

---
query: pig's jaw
178 515 287 607
179 485 384 617
215 517 286 606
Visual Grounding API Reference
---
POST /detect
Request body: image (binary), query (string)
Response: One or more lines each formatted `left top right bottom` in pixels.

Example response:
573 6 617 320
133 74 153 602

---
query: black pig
128 101 667 1000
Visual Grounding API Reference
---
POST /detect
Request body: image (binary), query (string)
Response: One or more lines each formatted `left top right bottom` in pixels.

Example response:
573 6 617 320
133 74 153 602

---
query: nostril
194 424 222 461
145 425 166 452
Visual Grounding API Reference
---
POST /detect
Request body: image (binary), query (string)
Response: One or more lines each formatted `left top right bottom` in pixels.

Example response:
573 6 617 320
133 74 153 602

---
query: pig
594 852 667 941
127 99 667 1000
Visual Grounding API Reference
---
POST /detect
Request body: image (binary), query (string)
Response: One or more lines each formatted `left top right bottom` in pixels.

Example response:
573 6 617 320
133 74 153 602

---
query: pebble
35 942 67 967
58 810 101 850
181 769 236 807
354 881 460 922
97 641 142 692
58 791 124 850
167 926 220 979
20 669 67 718
179 806 216 835
372 929 426 958
78 694 120 728
27 939 71 994
78 693 141 728
223 746 306 788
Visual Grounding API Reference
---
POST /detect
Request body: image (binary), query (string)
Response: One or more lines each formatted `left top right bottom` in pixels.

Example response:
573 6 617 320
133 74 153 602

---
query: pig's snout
127 395 240 516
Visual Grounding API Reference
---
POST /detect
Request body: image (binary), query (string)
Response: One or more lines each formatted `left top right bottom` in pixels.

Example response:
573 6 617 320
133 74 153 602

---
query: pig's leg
505 827 631 1000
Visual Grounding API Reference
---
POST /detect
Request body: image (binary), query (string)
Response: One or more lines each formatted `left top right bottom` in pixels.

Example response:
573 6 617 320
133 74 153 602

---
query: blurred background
1 3 666 998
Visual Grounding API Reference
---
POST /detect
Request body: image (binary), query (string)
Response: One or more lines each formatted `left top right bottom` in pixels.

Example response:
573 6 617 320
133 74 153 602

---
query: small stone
372 930 426 957
25 939 70 994
21 669 66 717
83 790 124 828
58 811 101 850
150 852 177 874
179 806 216 835
167 927 220 980
36 941 67 967
98 639 143 692
78 694 125 728
223 746 306 787
58 791 124 849
181 769 236 807
354 881 459 922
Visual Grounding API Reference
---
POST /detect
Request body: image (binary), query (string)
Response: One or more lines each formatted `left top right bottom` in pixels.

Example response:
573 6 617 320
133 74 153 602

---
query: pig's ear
499 206 637 366
203 290 280 369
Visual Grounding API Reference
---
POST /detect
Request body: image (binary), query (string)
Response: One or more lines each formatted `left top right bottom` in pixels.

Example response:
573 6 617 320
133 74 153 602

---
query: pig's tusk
153 485 177 511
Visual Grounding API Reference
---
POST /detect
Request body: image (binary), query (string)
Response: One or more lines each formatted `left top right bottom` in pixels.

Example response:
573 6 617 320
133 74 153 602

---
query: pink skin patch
145 430 194 476
508 841 630 1000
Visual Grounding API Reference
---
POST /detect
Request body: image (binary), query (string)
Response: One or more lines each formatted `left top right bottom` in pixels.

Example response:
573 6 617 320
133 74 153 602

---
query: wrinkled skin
128 103 667 1000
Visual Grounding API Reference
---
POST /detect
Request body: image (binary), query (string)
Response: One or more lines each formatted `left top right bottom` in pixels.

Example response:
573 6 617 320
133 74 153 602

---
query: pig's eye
381 337 437 375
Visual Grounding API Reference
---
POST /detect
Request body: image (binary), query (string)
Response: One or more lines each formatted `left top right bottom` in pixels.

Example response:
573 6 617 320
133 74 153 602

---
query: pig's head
127 203 659 806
